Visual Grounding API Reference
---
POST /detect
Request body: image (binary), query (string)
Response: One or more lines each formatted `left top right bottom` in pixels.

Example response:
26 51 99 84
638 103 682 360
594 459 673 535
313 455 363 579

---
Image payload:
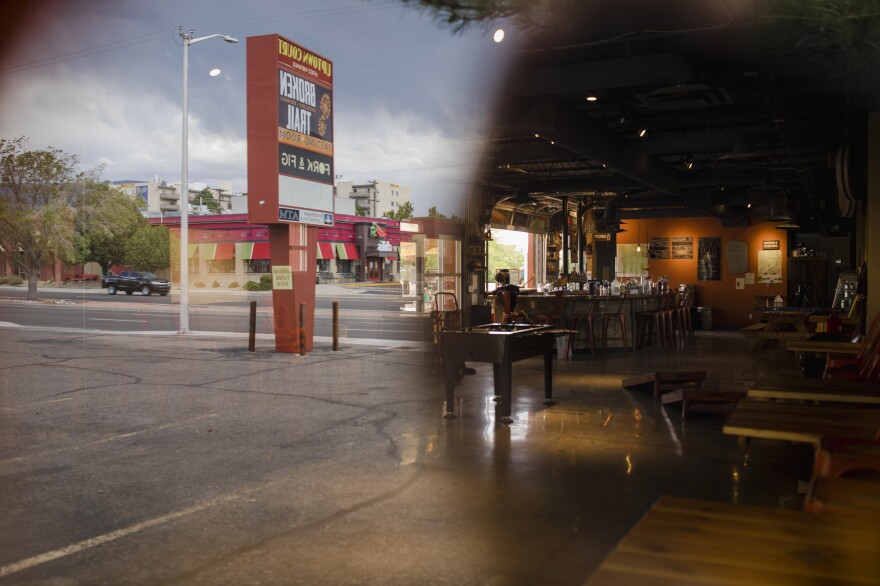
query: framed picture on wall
698 237 722 281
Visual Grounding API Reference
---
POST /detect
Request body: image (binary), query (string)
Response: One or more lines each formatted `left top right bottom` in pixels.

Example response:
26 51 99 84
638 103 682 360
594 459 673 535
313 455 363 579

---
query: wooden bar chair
568 297 597 356
532 291 565 327
601 295 630 352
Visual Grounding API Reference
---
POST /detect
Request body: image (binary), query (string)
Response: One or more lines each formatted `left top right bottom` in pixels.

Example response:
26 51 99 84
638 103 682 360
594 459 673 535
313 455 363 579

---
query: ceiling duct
765 194 792 222
510 53 695 97
636 85 734 111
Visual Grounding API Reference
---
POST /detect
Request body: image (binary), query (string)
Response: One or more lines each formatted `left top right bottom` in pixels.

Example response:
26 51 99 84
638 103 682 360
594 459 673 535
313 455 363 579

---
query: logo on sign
377 241 392 252
279 207 300 222
593 233 612 241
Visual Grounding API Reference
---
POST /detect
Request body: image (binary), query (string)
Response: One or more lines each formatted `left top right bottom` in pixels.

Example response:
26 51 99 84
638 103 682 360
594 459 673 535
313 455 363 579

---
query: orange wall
616 217 789 328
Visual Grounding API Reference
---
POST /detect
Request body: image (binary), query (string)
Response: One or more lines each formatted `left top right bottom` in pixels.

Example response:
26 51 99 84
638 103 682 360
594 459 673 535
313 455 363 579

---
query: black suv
102 271 171 296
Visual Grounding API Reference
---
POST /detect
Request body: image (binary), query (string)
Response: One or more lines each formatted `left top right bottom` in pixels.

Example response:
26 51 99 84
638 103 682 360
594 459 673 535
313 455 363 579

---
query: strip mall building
151 213 412 286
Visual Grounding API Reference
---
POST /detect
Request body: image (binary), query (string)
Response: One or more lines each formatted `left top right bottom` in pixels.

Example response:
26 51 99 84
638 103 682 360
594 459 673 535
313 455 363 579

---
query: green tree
0 137 95 300
427 206 447 217
488 241 524 279
77 183 147 275
125 225 170 272
355 202 368 216
382 200 414 220
195 187 221 214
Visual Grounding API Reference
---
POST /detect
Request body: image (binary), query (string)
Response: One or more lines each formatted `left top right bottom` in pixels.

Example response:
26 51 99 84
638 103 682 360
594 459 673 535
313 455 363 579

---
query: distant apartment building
334 180 410 217
111 179 245 217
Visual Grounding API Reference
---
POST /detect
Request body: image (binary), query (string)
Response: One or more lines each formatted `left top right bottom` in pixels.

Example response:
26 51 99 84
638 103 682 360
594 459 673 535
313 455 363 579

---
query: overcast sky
0 0 515 216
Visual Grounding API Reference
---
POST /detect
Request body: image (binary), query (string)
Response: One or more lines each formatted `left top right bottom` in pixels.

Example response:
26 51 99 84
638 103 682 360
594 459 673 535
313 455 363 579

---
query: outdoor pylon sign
247 34 334 227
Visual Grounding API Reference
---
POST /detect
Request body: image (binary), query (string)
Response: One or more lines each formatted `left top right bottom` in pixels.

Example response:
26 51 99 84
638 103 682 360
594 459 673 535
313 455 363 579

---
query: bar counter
491 291 668 352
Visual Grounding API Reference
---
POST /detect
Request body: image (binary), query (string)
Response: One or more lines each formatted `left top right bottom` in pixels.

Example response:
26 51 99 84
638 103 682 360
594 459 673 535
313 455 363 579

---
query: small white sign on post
272 265 293 290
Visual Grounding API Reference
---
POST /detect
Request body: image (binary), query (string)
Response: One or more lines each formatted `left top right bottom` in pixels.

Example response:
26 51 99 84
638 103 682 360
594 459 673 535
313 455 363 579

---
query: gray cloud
1 0 510 214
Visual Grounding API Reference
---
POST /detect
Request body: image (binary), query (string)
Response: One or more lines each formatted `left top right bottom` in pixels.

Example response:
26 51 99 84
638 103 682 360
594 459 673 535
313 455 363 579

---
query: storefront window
246 259 270 273
424 236 460 313
207 259 235 274
317 259 331 272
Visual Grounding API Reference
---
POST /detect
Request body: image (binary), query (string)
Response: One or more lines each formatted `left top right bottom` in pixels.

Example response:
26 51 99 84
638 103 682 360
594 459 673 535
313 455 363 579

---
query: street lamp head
222 35 239 44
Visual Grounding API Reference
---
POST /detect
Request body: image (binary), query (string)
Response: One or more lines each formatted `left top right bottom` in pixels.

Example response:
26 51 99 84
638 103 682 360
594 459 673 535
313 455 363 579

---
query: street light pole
179 28 238 334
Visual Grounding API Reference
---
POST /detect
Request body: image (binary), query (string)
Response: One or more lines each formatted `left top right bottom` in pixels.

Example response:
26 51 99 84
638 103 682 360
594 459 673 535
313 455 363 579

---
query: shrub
194 281 206 288
244 281 262 291
9 276 23 286
212 280 220 288
259 274 273 291
0 277 8 285
228 281 239 289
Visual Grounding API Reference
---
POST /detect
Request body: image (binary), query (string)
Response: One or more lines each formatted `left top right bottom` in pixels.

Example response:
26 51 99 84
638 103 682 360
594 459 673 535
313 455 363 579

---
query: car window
141 272 157 279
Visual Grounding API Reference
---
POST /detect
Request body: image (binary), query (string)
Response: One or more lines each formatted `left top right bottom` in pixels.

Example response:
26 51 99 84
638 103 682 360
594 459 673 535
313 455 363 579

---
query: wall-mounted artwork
726 240 749 274
671 236 694 259
698 237 722 281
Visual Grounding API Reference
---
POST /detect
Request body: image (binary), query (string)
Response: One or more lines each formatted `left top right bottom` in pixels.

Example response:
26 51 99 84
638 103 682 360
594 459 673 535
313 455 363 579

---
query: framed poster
698 237 721 281
649 237 670 259
671 236 694 259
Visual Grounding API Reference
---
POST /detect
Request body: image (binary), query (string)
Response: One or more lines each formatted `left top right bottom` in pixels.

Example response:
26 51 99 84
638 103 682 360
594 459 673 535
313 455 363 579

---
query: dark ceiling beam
628 132 753 156
496 97 681 194
510 54 695 96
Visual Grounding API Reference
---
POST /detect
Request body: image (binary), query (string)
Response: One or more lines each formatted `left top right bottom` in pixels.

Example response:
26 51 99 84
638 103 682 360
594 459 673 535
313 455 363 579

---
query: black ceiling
475 0 880 234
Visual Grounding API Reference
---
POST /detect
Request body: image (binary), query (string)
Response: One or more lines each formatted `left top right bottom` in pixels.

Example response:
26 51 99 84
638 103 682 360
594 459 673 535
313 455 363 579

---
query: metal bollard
248 301 256 352
332 301 339 351
299 302 306 356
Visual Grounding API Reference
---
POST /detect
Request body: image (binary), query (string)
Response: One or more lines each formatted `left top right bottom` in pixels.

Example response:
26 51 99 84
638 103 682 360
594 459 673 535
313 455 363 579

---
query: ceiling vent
637 85 733 111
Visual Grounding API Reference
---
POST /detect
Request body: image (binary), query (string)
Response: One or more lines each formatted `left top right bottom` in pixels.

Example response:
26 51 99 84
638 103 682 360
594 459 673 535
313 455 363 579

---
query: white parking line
87 318 149 322
0 490 243 578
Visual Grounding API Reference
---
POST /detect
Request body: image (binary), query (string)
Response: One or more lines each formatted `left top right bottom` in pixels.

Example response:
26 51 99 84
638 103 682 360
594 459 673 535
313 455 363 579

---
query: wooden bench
622 371 707 400
748 375 880 405
805 477 880 516
723 399 880 447
585 495 880 585
622 371 742 418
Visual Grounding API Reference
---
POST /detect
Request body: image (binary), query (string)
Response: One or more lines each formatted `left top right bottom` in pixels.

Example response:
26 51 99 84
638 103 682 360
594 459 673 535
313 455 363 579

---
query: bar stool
676 286 695 343
532 291 565 327
601 295 630 352
637 292 672 349
568 297 597 356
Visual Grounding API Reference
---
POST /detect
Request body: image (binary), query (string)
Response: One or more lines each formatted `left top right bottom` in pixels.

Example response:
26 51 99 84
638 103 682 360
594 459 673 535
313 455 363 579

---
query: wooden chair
824 311 880 382
496 290 516 324
431 292 461 370
601 295 630 352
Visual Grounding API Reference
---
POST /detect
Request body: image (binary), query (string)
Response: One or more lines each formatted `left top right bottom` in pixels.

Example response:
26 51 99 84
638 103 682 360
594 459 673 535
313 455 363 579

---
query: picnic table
742 310 815 351
585 495 880 585
723 399 880 446
747 375 880 406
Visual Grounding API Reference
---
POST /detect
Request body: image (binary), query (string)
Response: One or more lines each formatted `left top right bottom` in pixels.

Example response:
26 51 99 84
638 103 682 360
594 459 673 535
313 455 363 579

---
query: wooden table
585 495 880 585
748 375 880 405
723 399 880 446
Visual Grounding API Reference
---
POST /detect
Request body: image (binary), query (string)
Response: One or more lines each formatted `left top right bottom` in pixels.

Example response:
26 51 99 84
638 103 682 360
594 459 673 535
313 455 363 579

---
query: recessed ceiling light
586 95 598 102
209 68 221 77
639 129 647 138
493 29 505 43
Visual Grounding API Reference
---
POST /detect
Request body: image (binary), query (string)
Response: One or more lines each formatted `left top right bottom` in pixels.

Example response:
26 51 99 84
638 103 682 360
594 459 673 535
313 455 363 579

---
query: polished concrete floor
0 327 815 585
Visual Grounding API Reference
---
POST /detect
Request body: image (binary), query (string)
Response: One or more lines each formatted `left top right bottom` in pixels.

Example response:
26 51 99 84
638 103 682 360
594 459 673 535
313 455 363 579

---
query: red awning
251 242 269 260
335 242 359 260
318 242 335 259
214 243 234 260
